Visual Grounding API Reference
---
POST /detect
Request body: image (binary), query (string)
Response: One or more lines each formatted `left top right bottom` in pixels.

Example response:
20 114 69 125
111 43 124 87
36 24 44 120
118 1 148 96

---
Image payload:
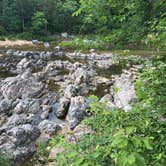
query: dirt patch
0 39 34 47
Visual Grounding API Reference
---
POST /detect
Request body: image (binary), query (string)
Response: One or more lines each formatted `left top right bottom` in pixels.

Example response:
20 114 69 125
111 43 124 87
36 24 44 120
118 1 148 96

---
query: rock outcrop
0 49 141 164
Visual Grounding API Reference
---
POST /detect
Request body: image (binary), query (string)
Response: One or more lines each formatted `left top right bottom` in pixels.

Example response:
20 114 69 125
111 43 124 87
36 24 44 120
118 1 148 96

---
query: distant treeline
0 0 165 46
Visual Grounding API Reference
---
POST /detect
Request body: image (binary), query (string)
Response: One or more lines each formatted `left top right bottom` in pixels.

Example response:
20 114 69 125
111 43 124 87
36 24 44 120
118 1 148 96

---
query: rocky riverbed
0 49 143 165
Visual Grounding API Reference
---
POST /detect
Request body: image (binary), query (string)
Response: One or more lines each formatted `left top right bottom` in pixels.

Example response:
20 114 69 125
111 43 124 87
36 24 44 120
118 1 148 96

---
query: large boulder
64 84 77 98
38 120 59 135
0 71 45 100
16 58 31 73
13 99 40 114
0 99 12 114
71 68 89 85
67 96 88 129
111 73 137 112
0 124 40 165
55 97 70 118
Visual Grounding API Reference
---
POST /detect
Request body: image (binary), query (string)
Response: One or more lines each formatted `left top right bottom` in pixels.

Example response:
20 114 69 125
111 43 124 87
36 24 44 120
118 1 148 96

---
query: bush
59 36 109 51
28 142 49 165
0 36 6 41
15 32 33 40
0 26 7 35
0 153 10 166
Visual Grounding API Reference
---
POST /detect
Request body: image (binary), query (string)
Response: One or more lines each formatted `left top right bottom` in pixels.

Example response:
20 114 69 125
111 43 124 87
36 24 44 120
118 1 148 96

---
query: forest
0 0 165 48
0 0 165 166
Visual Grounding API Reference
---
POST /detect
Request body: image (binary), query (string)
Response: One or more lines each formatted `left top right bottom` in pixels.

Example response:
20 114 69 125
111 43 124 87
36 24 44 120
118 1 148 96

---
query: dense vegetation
0 0 165 48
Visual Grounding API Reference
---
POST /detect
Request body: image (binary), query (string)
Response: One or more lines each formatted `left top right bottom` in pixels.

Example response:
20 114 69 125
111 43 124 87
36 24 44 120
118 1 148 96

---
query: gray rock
61 32 68 38
44 42 50 48
0 124 40 165
0 71 45 100
70 67 96 86
14 99 40 114
32 40 41 44
100 94 115 109
0 99 12 114
54 46 61 52
56 97 70 118
64 85 77 98
16 58 31 73
67 96 88 129
111 73 137 112
38 120 59 135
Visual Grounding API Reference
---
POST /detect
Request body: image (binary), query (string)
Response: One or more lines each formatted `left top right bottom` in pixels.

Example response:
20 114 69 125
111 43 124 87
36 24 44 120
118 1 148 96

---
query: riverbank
0 39 33 47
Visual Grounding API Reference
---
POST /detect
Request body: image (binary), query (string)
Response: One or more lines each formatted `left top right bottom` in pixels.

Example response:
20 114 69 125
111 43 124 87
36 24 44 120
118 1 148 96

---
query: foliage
74 0 166 47
135 55 166 116
59 37 106 51
49 55 166 166
0 36 5 41
0 0 81 35
31 11 48 35
0 0 165 48
24 142 49 166
0 152 11 166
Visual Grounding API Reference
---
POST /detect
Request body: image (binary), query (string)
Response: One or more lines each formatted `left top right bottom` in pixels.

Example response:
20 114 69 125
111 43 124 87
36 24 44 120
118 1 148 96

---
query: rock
6 124 40 145
6 49 15 55
61 32 68 38
0 124 40 165
16 58 31 73
95 59 112 69
3 114 31 129
38 120 59 135
40 110 49 120
14 99 40 114
66 52 112 60
55 97 70 118
111 73 137 112
41 92 59 105
54 46 61 52
49 147 64 161
67 124 92 143
71 67 94 85
89 49 95 53
44 42 50 48
0 71 45 100
100 94 115 109
0 99 12 114
44 61 71 77
64 85 77 98
67 96 88 129
32 40 41 44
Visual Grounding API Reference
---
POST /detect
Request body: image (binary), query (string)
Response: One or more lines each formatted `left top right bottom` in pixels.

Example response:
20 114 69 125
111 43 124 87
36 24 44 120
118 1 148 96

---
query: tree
15 0 37 32
31 11 48 35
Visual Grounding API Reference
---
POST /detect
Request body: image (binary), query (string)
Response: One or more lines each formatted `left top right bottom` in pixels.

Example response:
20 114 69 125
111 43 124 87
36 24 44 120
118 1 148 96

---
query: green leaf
135 153 146 166
127 154 136 165
143 138 153 150
111 136 128 148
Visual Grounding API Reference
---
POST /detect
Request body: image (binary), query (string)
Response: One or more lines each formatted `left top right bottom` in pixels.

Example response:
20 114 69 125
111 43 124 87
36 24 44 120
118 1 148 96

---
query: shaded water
95 64 124 78
47 80 61 92
0 67 17 78
87 83 111 99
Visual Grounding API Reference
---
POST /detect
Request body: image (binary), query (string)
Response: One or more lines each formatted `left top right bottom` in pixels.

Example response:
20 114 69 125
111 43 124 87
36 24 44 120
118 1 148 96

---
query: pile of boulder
0 50 141 165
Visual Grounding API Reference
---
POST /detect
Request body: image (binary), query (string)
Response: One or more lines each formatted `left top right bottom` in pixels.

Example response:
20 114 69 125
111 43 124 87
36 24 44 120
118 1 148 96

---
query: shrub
0 36 6 41
0 26 6 35
0 153 11 166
